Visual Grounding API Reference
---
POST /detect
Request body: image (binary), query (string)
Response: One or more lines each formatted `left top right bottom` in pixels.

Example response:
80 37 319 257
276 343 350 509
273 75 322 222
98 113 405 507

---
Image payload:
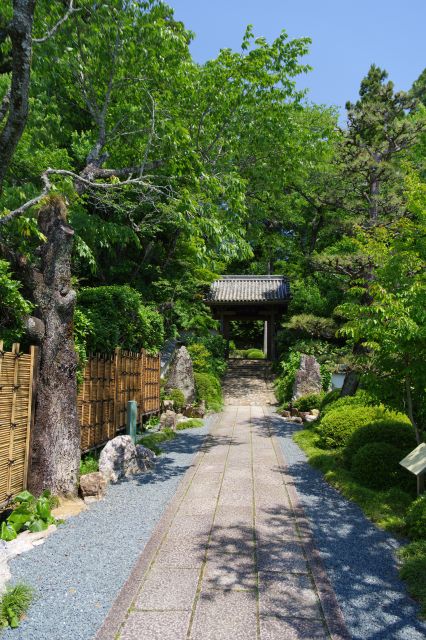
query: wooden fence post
114 347 121 434
6 344 20 499
24 345 39 489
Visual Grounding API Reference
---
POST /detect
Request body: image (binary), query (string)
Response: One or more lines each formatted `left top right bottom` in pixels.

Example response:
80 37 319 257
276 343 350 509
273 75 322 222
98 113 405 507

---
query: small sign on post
126 400 138 444
400 443 426 496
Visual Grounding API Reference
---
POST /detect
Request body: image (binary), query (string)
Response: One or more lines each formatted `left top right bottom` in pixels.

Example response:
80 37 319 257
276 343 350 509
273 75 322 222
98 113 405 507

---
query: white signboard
400 443 426 477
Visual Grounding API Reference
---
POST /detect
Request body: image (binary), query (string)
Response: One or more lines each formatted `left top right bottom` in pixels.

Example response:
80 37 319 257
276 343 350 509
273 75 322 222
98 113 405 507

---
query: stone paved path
97 406 348 640
223 360 276 406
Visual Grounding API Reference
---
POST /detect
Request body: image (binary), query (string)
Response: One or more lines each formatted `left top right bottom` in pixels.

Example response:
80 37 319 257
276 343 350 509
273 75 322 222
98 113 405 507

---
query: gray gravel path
273 414 426 640
2 419 213 640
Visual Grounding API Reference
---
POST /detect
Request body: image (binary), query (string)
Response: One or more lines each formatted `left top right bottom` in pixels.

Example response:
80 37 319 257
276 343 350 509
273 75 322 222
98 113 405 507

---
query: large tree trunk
28 196 80 496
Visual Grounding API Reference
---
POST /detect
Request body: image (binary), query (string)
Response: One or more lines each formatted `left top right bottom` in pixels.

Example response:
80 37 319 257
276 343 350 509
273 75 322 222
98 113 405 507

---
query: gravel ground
273 415 426 640
2 419 213 640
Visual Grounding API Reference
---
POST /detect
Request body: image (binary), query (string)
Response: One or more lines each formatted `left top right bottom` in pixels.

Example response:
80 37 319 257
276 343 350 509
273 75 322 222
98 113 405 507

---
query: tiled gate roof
207 276 290 304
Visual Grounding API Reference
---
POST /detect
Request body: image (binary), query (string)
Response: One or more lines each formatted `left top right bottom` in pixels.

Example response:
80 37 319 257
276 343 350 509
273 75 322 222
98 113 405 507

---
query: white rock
99 436 156 483
99 435 139 483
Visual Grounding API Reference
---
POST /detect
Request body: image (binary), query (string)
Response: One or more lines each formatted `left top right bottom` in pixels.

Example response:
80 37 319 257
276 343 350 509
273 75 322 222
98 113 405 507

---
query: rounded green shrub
245 348 265 359
320 389 341 410
317 405 388 449
321 390 374 416
294 392 325 412
194 372 222 411
344 418 415 467
186 343 212 373
351 442 409 490
166 388 185 411
406 496 426 540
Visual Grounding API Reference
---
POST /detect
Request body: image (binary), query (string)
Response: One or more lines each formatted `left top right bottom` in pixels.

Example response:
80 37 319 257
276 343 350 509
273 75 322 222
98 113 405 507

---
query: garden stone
79 472 108 500
184 401 206 418
135 445 156 472
163 399 174 411
278 409 291 418
164 346 196 403
311 409 320 417
160 410 177 430
304 414 318 423
99 435 140 483
293 354 323 400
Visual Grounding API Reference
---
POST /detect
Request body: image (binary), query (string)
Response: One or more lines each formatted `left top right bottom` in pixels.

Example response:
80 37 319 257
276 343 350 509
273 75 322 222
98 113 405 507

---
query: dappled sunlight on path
98 406 348 640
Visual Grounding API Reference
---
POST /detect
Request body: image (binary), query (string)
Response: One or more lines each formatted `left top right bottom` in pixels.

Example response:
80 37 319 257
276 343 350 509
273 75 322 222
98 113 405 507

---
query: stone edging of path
268 426 350 640
95 415 220 640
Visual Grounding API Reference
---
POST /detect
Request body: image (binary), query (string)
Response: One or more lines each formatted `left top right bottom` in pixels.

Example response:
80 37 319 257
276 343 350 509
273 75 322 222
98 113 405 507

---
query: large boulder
99 435 155 483
292 354 323 400
164 346 196 404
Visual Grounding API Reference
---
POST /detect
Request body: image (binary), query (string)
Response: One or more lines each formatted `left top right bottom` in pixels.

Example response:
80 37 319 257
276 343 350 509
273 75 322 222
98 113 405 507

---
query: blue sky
170 0 425 119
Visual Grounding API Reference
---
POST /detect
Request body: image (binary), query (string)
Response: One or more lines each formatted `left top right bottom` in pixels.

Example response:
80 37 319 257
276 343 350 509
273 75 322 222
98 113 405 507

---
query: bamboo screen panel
0 343 35 509
141 351 161 414
78 348 160 452
78 352 117 452
115 350 144 427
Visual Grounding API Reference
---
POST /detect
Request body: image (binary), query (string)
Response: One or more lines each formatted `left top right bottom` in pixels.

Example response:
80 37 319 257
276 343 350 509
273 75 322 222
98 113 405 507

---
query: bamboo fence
0 344 160 505
0 342 36 509
78 348 161 451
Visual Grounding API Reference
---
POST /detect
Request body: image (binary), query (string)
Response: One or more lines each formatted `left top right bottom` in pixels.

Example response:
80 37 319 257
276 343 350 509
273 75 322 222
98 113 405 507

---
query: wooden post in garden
24 346 38 488
418 473 425 496
126 400 137 444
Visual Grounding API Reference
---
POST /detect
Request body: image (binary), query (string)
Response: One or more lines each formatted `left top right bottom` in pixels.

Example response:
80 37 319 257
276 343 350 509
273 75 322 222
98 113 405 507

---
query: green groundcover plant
79 453 99 476
406 496 426 540
0 584 33 629
398 542 426 617
0 491 57 541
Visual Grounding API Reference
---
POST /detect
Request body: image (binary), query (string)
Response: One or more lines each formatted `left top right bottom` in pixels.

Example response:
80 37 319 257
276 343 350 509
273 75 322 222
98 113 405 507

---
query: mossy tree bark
28 196 80 496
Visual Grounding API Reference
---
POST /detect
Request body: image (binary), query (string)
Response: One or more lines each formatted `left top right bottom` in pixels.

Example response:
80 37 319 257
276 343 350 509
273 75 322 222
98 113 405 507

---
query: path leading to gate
223 359 276 406
97 405 348 640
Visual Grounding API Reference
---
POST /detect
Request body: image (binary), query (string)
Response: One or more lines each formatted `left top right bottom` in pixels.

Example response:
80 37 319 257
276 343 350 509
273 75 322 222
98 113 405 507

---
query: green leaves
0 584 34 630
0 490 57 540
0 523 17 542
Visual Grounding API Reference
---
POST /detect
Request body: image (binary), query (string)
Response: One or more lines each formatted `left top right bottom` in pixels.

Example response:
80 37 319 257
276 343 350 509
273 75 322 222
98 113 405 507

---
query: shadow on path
262 413 426 640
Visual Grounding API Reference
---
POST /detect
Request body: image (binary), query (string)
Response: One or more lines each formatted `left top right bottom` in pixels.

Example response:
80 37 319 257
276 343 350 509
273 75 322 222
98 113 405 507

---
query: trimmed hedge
351 442 409 490
317 406 389 449
194 372 222 411
320 389 341 410
344 418 415 467
321 390 374 416
165 388 185 412
245 348 265 359
294 392 324 412
406 496 426 540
